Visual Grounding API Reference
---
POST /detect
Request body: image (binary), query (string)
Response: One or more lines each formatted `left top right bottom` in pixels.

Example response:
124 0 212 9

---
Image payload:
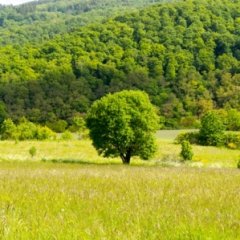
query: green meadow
0 131 239 239
0 130 239 168
0 163 239 239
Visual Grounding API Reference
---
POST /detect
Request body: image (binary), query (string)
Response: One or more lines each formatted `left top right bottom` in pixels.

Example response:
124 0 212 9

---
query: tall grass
0 131 239 238
0 163 239 239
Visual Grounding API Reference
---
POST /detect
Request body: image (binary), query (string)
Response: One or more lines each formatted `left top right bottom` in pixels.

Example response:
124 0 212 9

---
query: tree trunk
122 156 130 164
120 149 131 165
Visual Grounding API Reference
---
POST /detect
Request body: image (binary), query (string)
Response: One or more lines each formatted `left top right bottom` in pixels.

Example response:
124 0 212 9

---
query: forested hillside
0 0 240 128
0 0 171 45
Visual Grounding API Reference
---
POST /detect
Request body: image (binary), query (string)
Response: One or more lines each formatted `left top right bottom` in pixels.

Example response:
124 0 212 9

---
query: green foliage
0 119 56 141
61 131 73 141
0 101 8 124
68 116 86 133
29 146 37 158
86 90 159 164
47 120 68 133
36 126 56 140
175 131 200 145
0 0 170 45
17 120 38 140
180 140 193 161
0 0 240 127
179 116 200 129
199 111 225 146
207 109 240 131
176 130 240 150
238 160 240 169
1 119 18 140
224 132 240 150
225 109 240 131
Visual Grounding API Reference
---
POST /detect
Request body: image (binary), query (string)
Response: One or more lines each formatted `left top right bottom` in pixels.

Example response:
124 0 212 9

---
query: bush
68 116 86 133
0 119 18 140
0 118 57 141
47 120 68 133
224 132 240 149
17 121 37 140
237 160 240 169
61 131 73 140
36 126 56 140
180 116 200 129
163 118 180 129
176 131 240 150
175 131 199 144
29 146 37 158
199 111 225 146
180 140 193 161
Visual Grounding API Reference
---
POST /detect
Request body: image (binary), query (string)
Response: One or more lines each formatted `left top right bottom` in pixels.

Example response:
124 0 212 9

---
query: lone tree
86 90 159 164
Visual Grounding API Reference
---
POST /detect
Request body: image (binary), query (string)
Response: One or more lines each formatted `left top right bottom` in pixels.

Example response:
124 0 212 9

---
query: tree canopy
86 90 159 164
0 0 240 128
0 0 171 45
199 111 226 146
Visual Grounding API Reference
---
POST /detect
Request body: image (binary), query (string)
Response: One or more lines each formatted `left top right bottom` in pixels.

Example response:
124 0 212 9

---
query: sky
0 0 35 5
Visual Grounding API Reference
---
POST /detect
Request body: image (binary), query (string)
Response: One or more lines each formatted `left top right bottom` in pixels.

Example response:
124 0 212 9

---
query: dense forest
0 0 240 128
0 0 170 45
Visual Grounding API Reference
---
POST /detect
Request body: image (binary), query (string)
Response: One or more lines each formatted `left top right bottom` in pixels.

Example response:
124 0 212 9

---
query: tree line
0 0 239 128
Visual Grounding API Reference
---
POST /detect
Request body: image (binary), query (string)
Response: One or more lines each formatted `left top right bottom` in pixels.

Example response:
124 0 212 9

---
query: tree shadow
41 158 123 166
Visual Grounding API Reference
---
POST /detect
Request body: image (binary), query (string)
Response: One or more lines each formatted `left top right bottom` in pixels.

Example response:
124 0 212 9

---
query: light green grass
0 140 106 163
155 130 240 168
0 131 239 239
0 130 239 168
0 163 239 239
155 139 240 168
156 129 198 141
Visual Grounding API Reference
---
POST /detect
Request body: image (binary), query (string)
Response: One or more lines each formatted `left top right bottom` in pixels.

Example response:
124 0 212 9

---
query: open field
0 131 239 239
0 130 239 168
0 163 239 239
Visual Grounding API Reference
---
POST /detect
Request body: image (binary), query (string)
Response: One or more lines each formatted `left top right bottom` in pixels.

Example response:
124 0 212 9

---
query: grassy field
155 130 240 168
0 130 238 168
0 163 239 239
0 131 239 239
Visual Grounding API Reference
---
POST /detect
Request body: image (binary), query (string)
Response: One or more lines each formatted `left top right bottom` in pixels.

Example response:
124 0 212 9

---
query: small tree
226 109 240 131
199 111 225 146
86 90 159 164
29 146 37 158
180 140 193 161
36 126 56 140
17 120 37 140
0 119 18 140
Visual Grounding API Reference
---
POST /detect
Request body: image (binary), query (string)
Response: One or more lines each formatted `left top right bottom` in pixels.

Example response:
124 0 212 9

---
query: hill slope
0 0 240 127
0 0 171 45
